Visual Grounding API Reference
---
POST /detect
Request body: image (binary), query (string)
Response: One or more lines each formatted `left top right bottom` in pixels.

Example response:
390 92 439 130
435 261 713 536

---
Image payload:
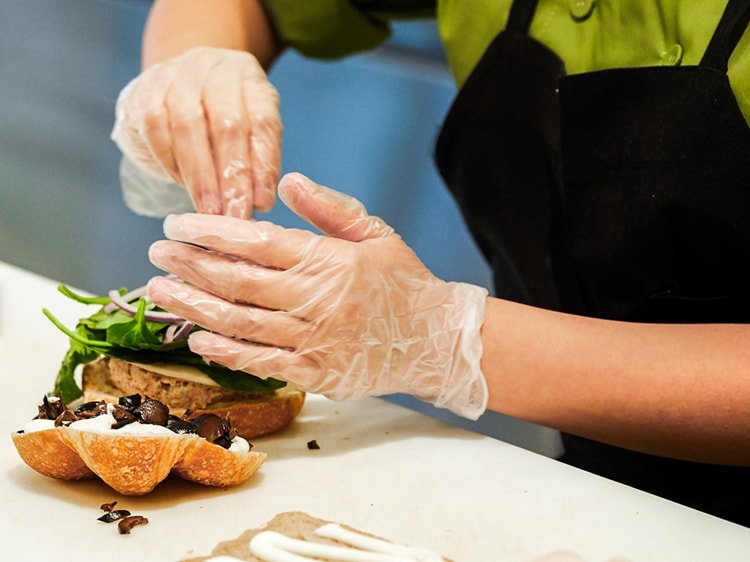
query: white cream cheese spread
22 404 250 453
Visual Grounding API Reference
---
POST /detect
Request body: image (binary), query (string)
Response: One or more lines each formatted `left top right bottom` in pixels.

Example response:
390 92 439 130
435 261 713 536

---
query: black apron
435 0 750 525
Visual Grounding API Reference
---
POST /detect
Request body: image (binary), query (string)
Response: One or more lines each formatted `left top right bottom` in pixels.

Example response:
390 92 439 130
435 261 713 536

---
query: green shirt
261 0 750 123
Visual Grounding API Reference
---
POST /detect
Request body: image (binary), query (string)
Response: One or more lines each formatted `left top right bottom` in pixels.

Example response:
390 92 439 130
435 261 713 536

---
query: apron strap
701 0 750 71
507 0 540 33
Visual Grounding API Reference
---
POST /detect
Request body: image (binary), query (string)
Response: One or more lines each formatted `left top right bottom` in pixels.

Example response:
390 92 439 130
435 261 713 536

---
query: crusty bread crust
82 358 305 439
11 428 94 480
11 426 267 495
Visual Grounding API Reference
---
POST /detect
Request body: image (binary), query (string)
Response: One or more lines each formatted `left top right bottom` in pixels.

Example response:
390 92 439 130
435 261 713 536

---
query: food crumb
97 501 148 534
307 439 320 450
118 515 149 535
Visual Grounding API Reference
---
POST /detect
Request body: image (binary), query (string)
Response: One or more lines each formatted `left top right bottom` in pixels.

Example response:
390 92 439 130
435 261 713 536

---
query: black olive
118 394 142 410
100 501 117 512
191 414 226 444
307 439 320 450
74 401 101 415
166 417 197 434
75 401 108 419
39 395 66 420
112 405 136 422
110 418 138 430
118 515 149 535
97 509 131 523
134 397 169 425
54 410 79 427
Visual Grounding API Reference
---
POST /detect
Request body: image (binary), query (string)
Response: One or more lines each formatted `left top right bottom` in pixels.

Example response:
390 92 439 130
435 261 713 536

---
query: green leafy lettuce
44 284 284 402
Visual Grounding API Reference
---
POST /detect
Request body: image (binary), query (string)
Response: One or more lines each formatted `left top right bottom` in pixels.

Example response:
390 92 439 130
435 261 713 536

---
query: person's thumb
278 172 394 242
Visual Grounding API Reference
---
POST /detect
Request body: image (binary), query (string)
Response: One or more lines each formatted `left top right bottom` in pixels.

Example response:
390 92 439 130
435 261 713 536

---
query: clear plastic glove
111 46 281 218
147 173 489 419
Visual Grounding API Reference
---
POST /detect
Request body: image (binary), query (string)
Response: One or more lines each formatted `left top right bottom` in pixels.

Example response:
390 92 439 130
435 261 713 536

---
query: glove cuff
432 282 489 420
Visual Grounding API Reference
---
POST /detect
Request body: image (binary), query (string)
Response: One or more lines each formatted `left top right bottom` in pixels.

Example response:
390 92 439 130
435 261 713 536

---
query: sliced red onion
103 285 148 314
164 320 195 344
108 290 183 324
163 323 178 343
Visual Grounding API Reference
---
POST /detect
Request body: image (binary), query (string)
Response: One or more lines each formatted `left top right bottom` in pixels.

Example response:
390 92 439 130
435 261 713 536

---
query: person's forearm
142 0 282 69
481 297 750 464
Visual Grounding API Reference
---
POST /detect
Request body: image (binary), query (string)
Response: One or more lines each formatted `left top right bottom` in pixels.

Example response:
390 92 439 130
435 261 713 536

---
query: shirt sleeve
261 0 434 59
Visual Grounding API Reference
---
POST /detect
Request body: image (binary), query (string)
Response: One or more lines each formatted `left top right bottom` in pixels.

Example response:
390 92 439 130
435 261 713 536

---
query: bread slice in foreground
12 427 266 495
183 511 451 562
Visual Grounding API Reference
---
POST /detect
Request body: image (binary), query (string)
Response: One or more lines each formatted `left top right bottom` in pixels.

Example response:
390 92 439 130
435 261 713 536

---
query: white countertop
1 260 749 562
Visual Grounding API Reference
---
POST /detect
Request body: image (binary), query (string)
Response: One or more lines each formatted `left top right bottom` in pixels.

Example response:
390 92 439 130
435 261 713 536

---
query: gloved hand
147 173 489 419
111 46 281 218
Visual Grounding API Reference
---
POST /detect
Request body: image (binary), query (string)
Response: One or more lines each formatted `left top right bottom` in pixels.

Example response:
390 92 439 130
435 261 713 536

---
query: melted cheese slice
129 362 221 387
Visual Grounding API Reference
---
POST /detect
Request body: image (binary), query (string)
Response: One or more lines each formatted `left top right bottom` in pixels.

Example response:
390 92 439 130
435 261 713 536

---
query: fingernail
278 173 308 208
145 276 167 302
148 240 175 270
187 331 217 354
163 214 181 238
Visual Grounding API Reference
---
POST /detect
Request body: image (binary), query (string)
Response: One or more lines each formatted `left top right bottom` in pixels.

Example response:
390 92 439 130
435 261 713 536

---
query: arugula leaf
45 284 285 402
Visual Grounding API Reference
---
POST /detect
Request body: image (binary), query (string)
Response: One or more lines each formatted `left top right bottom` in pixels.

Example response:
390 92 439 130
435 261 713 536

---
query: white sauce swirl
248 524 445 562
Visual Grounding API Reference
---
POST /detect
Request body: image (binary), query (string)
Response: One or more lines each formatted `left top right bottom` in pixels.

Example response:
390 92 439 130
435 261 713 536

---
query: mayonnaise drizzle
248 525 445 562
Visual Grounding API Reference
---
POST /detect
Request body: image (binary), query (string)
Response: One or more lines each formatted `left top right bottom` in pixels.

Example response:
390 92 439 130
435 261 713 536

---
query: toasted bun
11 427 266 495
184 511 453 562
82 358 304 439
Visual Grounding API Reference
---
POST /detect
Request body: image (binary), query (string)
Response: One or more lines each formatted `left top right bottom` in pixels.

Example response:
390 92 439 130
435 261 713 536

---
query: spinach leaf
45 284 285 402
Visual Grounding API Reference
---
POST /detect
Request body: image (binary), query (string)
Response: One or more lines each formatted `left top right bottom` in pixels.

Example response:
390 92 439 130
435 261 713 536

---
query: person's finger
165 55 222 214
204 63 253 218
135 64 182 185
111 79 169 180
278 173 394 241
148 276 307 349
188 331 318 384
148 240 311 312
162 213 318 270
242 75 281 212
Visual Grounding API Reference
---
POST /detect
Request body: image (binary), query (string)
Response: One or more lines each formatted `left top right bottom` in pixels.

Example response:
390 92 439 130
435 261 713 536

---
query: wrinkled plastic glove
111 46 281 218
147 173 489 419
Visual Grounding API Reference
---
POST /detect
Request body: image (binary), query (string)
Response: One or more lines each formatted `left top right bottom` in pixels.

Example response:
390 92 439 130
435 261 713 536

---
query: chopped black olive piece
134 397 169 425
166 416 197 434
112 405 136 422
118 394 141 410
75 401 109 419
54 410 79 427
191 414 225 444
118 515 149 535
100 501 118 512
97 509 131 523
110 418 138 430
74 401 101 415
39 395 66 420
307 439 320 450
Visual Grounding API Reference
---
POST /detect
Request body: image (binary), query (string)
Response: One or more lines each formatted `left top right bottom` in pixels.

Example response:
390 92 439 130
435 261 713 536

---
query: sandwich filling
21 394 250 452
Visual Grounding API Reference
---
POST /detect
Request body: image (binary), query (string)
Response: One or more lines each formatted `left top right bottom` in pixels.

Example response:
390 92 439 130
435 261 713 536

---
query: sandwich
11 282 303 495
43 283 304 439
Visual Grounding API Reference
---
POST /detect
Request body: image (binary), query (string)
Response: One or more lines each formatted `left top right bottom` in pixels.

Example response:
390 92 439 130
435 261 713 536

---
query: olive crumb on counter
118 515 149 535
307 439 320 450
97 501 147 534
